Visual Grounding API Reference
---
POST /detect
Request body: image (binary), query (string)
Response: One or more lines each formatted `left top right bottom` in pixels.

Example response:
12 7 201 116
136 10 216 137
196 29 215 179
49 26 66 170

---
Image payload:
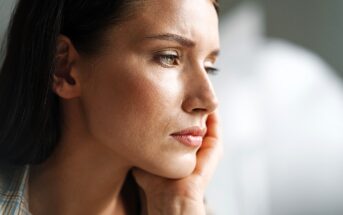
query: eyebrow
210 49 220 57
144 33 220 57
144 33 196 47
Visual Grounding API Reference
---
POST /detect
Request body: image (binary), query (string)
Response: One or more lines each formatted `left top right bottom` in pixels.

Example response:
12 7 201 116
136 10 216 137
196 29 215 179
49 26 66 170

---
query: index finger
193 111 223 184
202 111 222 149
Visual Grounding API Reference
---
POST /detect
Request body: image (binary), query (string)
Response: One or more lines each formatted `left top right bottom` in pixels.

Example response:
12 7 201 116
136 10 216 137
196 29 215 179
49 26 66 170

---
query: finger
194 138 222 182
204 111 221 140
193 112 223 185
200 112 222 152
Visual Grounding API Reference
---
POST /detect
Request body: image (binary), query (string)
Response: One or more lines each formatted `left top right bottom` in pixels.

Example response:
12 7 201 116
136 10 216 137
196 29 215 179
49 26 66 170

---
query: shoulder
0 163 31 215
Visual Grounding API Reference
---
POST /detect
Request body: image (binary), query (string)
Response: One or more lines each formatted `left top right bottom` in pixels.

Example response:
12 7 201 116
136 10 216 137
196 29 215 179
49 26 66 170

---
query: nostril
192 107 207 113
181 91 218 114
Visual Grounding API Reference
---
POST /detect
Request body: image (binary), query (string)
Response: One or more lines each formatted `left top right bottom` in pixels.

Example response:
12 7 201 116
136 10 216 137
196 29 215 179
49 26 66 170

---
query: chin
150 154 197 179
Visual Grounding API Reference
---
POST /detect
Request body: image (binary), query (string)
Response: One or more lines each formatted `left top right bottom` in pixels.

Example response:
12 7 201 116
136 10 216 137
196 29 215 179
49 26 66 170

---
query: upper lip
171 126 207 137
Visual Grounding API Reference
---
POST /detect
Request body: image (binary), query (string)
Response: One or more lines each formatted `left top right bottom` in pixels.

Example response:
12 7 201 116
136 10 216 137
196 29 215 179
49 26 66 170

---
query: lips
170 126 207 147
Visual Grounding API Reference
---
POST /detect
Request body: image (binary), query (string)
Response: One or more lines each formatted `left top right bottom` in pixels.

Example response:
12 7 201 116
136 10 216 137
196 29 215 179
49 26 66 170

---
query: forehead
113 0 219 49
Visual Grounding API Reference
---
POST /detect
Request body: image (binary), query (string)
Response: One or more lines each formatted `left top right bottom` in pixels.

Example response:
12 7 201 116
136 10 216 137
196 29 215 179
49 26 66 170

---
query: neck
29 125 132 215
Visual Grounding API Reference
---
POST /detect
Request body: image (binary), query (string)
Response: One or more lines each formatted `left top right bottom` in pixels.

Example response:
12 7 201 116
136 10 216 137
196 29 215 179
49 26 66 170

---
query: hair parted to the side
0 0 220 165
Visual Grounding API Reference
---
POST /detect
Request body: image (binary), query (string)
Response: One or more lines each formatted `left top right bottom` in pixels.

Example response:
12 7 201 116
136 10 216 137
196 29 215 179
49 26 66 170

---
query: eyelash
154 53 219 75
156 54 180 67
205 67 219 75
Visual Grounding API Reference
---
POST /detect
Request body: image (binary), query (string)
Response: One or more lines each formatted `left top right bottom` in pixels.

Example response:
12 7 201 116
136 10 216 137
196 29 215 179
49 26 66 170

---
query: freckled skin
77 0 219 179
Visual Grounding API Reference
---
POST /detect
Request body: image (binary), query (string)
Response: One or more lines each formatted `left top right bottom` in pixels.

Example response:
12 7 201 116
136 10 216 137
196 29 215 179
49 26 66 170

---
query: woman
0 0 222 214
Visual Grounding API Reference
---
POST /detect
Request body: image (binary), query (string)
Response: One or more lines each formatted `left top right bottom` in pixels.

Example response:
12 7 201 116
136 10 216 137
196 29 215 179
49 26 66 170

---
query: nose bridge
182 62 218 114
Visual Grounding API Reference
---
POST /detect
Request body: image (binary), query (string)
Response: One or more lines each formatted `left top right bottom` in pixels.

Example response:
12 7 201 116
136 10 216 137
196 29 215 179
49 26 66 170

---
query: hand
132 112 223 215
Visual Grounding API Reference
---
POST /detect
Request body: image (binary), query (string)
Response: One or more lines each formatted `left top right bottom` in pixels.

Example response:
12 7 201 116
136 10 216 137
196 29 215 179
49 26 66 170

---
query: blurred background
206 0 343 215
1 0 343 215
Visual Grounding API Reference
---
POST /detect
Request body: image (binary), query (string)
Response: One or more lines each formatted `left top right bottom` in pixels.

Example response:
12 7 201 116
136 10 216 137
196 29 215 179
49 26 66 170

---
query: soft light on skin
30 0 219 214
74 0 220 179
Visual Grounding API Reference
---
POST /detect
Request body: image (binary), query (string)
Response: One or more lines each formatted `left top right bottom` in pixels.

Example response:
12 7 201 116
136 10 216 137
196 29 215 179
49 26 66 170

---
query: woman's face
78 0 219 178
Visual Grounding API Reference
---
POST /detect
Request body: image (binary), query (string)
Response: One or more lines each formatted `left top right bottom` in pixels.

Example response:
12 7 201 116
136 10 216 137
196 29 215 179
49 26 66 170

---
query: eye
205 66 219 75
154 50 180 67
204 60 219 75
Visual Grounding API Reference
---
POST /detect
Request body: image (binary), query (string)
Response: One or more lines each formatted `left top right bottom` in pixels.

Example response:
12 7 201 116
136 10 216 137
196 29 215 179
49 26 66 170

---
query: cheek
81 61 181 149
118 77 197 178
80 60 196 178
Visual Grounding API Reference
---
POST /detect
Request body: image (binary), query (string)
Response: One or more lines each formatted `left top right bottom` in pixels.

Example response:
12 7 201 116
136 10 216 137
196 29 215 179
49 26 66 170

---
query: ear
52 35 82 99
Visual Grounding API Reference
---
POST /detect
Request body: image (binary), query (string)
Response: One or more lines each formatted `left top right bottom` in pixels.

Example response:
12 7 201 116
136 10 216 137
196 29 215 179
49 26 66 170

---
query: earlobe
52 35 81 99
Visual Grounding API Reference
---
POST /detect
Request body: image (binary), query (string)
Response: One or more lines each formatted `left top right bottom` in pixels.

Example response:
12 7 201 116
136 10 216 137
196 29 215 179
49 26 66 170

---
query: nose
181 64 218 114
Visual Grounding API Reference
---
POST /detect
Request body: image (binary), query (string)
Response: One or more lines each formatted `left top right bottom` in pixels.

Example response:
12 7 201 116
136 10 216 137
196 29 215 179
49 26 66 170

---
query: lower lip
171 135 203 147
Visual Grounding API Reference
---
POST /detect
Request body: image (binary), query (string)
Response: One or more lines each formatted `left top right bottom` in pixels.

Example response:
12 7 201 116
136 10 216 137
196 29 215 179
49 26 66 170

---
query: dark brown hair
0 0 219 165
